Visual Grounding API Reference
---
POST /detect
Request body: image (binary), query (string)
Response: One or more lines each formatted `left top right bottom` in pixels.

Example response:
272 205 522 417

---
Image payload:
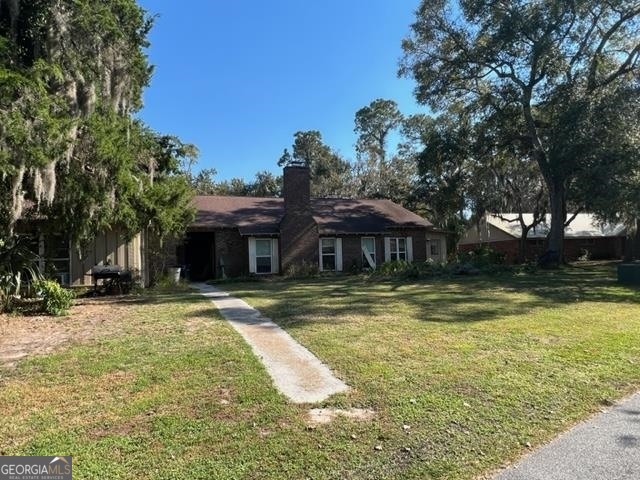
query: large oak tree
400 0 640 260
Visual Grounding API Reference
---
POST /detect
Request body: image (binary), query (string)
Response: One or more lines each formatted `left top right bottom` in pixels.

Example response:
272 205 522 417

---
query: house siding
459 222 515 245
70 228 144 286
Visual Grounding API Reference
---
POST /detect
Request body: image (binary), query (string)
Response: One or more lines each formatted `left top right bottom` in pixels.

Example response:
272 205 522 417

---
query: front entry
185 232 215 281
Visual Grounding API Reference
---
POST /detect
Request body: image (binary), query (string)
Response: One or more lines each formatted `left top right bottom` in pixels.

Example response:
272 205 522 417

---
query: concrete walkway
493 391 640 480
193 283 349 403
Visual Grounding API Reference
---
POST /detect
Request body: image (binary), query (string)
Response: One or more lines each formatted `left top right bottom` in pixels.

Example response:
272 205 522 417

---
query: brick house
458 213 626 263
181 165 448 280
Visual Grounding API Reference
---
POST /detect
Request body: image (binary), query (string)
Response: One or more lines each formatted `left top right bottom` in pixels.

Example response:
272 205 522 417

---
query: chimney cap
285 160 307 168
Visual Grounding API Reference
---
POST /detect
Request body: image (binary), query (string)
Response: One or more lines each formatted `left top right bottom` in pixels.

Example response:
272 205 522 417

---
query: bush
284 261 319 279
374 260 412 276
36 280 75 316
0 235 42 312
458 244 506 267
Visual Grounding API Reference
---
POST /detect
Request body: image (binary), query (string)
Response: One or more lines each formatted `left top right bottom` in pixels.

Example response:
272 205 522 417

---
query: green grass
1 263 640 479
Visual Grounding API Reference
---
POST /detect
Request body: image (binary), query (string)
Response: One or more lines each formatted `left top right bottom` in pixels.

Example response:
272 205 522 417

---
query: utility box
618 263 640 285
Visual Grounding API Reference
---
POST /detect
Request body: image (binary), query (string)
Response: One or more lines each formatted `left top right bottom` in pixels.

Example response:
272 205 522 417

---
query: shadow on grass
200 262 640 326
76 285 206 309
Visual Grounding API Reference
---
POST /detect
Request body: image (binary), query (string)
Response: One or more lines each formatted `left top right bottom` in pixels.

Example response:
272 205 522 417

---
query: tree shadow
212 263 639 327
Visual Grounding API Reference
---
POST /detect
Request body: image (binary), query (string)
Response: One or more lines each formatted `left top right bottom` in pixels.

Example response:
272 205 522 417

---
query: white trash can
168 267 181 285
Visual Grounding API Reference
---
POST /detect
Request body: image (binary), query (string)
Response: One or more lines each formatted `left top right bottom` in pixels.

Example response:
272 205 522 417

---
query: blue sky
136 1 424 181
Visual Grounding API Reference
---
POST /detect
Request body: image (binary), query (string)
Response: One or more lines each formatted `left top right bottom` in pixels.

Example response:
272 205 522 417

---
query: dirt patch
307 408 376 425
0 296 143 371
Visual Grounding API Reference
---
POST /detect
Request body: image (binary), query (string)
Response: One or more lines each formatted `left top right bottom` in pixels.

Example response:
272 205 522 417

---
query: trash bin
168 267 181 285
618 263 640 285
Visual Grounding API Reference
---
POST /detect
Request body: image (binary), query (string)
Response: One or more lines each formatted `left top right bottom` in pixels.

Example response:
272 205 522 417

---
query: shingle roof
190 196 433 235
312 198 431 234
191 196 283 234
487 213 626 239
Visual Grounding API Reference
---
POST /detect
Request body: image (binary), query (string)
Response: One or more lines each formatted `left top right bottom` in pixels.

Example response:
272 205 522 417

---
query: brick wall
214 229 246 278
280 214 319 273
385 229 429 263
283 165 310 215
459 237 624 263
340 231 432 271
564 237 624 260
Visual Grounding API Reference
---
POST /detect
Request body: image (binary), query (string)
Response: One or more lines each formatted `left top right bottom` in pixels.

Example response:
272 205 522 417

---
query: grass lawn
1 263 640 479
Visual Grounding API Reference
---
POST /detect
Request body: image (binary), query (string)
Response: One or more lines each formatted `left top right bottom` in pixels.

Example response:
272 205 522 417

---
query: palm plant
0 235 42 312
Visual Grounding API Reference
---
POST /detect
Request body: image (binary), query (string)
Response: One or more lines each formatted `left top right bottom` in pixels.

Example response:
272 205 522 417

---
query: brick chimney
280 164 318 272
283 164 310 215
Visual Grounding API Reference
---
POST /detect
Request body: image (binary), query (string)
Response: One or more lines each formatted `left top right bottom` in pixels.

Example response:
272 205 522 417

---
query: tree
279 130 352 197
354 98 403 161
214 178 252 196
0 0 195 249
352 99 417 205
189 168 220 195
412 111 473 250
473 108 549 262
569 85 640 259
400 0 640 261
248 171 282 197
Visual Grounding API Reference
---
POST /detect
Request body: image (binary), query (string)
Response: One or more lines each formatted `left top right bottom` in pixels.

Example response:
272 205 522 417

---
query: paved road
493 391 640 480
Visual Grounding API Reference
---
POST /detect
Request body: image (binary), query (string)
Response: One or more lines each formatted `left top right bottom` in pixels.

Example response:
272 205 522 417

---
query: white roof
487 213 626 239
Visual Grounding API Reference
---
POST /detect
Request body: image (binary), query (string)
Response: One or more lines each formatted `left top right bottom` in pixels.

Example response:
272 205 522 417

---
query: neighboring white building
459 213 626 262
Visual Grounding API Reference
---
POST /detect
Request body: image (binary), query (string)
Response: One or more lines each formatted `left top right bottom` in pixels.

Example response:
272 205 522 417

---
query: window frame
248 237 279 274
361 237 376 269
389 237 407 261
384 236 413 263
319 238 343 272
430 239 440 257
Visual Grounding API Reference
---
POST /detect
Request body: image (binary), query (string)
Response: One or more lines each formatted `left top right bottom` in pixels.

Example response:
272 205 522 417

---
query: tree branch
587 4 640 91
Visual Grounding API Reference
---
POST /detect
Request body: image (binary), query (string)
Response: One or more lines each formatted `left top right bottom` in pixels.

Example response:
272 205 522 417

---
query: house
17 165 445 286
16 223 148 287
458 213 626 263
178 165 447 280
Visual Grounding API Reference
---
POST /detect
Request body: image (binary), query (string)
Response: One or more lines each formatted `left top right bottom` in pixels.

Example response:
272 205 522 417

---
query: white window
248 238 279 274
384 237 413 263
391 238 406 261
361 237 376 269
319 238 343 272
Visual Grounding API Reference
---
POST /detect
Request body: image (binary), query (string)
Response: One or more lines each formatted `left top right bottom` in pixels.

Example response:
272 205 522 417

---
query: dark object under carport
617 263 640 285
91 265 132 294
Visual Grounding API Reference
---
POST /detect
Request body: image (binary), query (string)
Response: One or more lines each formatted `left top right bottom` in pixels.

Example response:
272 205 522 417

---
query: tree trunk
544 179 566 265
518 226 529 264
634 218 640 260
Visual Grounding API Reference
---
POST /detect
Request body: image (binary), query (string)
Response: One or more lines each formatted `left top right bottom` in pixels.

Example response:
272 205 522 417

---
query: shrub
0 235 42 312
284 261 319 279
36 280 75 316
375 260 412 276
459 244 506 267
